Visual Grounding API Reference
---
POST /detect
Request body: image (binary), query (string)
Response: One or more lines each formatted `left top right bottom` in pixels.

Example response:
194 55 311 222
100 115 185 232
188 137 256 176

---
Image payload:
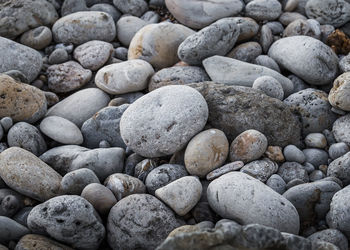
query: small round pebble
303 148 329 168
252 76 284 100
305 133 327 148
329 142 350 160
266 174 286 194
48 48 69 64
61 168 100 195
309 170 325 181
278 162 309 183
114 47 128 61
304 162 316 174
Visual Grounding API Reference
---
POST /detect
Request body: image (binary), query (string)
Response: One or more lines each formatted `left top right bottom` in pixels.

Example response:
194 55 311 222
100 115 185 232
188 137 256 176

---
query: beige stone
16 234 73 250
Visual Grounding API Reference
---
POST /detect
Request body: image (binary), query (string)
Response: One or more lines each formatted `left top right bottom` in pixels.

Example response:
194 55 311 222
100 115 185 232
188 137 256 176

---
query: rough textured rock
15 234 74 250
19 26 53 50
333 114 350 146
308 229 348 250
188 82 302 147
329 72 350 111
240 158 279 182
277 162 309 183
116 16 147 46
327 152 350 186
61 168 100 195
245 0 282 21
0 216 30 243
113 0 148 17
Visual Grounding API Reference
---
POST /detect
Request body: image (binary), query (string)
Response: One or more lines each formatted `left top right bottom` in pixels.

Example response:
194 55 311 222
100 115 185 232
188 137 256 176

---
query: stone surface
90 3 121 22
303 148 329 168
327 152 350 185
227 41 262 63
283 19 321 39
329 72 350 111
27 195 105 250
254 55 281 73
245 0 282 21
305 133 327 148
48 48 69 64
15 234 74 250
240 158 279 182
283 145 306 163
308 229 348 250
333 114 350 146
113 0 148 17
116 16 147 46
20 26 52 50
252 76 284 100
95 59 154 94
61 168 100 195
0 147 62 202
206 161 244 181
266 174 286 194
278 162 309 183
0 216 30 243
120 85 208 158
329 142 349 160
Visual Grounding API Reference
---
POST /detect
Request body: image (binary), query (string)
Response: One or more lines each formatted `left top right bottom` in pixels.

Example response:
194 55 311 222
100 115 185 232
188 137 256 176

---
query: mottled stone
20 26 52 50
61 168 100 195
278 162 309 183
329 142 349 160
308 229 348 250
266 174 286 194
206 161 244 181
245 0 282 21
15 234 74 250
240 158 279 182
227 42 262 63
327 152 350 186
329 72 350 111
113 0 148 17
252 76 284 100
303 148 329 168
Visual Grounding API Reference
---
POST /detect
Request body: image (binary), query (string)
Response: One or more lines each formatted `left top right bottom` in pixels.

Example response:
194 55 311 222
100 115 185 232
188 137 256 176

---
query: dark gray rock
113 0 148 17
0 216 30 243
278 162 309 183
329 142 350 160
61 168 100 195
245 0 282 21
20 26 52 50
284 145 306 163
333 114 350 146
327 152 350 186
240 158 278 182
266 174 286 194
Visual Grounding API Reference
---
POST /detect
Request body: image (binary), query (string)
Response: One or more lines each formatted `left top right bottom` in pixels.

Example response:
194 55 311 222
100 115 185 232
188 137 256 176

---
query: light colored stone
240 158 279 182
333 114 350 146
113 0 148 17
305 133 327 148
15 234 74 250
105 173 146 200
245 0 282 21
227 41 262 63
252 75 284 100
61 168 100 195
329 72 350 111
20 26 52 50
116 16 147 46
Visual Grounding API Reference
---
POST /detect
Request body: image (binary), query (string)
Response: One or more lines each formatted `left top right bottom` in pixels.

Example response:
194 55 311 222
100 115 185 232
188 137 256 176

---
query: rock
278 162 309 183
134 159 157 182
234 17 260 43
279 12 308 26
0 147 62 202
148 66 209 91
260 25 274 53
283 19 321 39
309 170 324 181
207 172 300 234
245 0 282 21
165 0 244 29
264 146 285 163
90 3 121 22
305 133 327 148
0 37 43 82
114 47 128 61
40 116 83 145
254 55 281 73
329 142 350 160
283 181 341 226
0 0 58 39
104 173 146 200
189 82 301 147
47 61 92 93
81 105 129 149
184 129 229 178
116 16 147 46
19 26 52 50
303 148 329 168
0 216 30 243
27 195 105 250
329 72 350 111
327 152 350 185
120 85 208 157
333 114 350 146
128 22 194 69
308 229 348 250
113 0 147 16
252 76 284 100
339 54 350 73
61 168 100 195
206 161 244 181
305 0 350 27
15 234 74 250
240 158 279 182
203 56 294 97
227 42 262 63
155 176 202 216
81 183 117 215
107 194 184 250
266 174 286 194
1 117 12 133
44 91 59 107
73 40 114 71
0 188 24 218
7 122 47 156
95 60 154 94
46 88 110 127
178 18 240 65
145 164 188 195
52 11 116 45
268 36 339 85
265 21 284 35
283 145 306 163
284 88 337 136
48 48 69 64
60 0 88 16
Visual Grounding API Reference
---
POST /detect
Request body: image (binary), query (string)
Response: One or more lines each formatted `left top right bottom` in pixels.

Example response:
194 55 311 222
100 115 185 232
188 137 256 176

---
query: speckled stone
19 26 52 50
278 162 309 183
206 161 244 181
240 158 279 182
61 168 100 195
15 234 74 250
329 72 350 111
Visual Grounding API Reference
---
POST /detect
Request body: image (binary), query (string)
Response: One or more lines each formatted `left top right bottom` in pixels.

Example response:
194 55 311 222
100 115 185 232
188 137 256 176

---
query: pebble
227 42 262 63
241 158 279 182
305 133 327 148
73 40 114 71
0 216 30 243
2 70 28 84
120 85 208 157
48 48 69 64
60 0 88 16
116 16 147 46
27 195 105 250
283 19 321 39
268 36 339 85
81 105 129 149
254 55 281 73
279 12 308 26
333 114 350 146
283 145 306 163
107 194 184 250
278 162 309 183
303 148 329 168
52 11 116 45
206 161 244 181
245 0 282 21
61 168 100 195
113 0 148 17
266 174 286 194
155 176 202 216
329 142 350 160
19 26 52 50
234 17 260 43
15 234 74 250
114 47 128 61
128 22 194 69
178 18 240 65
44 91 60 107
207 172 300 234
46 88 110 127
81 183 117 215
260 24 274 53
285 178 305 190
339 54 350 73
0 37 43 82
329 72 350 111
184 129 229 178
90 3 121 22
95 59 154 94
0 147 62 202
145 164 188 195
309 170 325 181
327 152 350 185
0 188 24 217
252 76 284 100
165 0 244 29
47 61 92 93
266 21 284 35
264 146 285 163
134 159 157 182
40 116 84 145
7 122 47 156
104 173 146 200
308 229 348 250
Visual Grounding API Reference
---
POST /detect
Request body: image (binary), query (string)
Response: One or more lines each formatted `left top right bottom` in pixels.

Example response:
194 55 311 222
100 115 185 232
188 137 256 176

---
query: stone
327 152 350 185
303 148 329 168
283 19 321 39
329 142 350 160
116 16 147 46
81 183 117 215
95 60 154 94
245 0 282 21
134 159 157 182
120 85 208 157
207 172 300 234
266 174 286 194
15 234 74 250
279 12 308 26
265 21 284 35
104 173 146 200
308 229 348 250
283 145 306 163
48 48 69 64
278 162 309 183
107 194 184 250
148 66 209 91
260 25 274 53
284 88 337 136
234 17 260 43
128 22 194 69
61 168 100 195
19 26 52 50
52 11 116 45
0 37 43 82
81 105 129 149
165 0 244 29
333 114 350 146
184 129 229 178
46 88 110 128
305 133 327 148
60 0 88 16
309 170 325 181
188 82 302 147
73 40 114 71
178 18 240 65
227 42 262 63
145 164 188 195
0 147 62 202
90 3 121 22
0 189 24 217
206 161 244 181
240 158 279 182
268 36 339 85
113 0 148 16
141 10 160 23
339 54 350 73
155 176 202 216
254 55 281 73
329 72 350 111
40 116 83 145
114 47 128 61
0 0 58 39
27 195 105 250
264 146 285 163
252 76 284 100
203 56 294 97
47 61 92 93
7 122 47 156
0 216 30 243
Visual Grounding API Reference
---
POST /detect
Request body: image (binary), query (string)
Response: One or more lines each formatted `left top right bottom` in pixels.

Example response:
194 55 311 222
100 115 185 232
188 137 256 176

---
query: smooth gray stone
288 75 309 94
283 145 306 163
254 55 280 73
206 161 244 181
0 216 30 243
327 152 350 186
277 162 309 183
252 75 284 100
20 26 52 50
339 54 350 73
90 3 121 22
283 19 321 39
305 133 327 148
124 153 145 176
140 11 160 23
333 114 350 146
2 70 28 84
116 16 147 46
245 0 282 21
114 47 128 61
227 42 262 63
0 189 24 218
309 170 325 181
282 233 312 250
113 0 148 17
279 12 307 26
61 0 88 16
303 148 329 168
265 21 284 35
266 174 286 194
48 48 69 65
308 229 348 250
329 142 350 160
13 207 33 227
286 178 305 190
61 168 100 195
240 158 278 182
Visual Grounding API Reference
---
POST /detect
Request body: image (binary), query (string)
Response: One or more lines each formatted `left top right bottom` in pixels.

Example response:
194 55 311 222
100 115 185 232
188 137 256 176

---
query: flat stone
206 161 244 181
240 158 279 182
327 152 350 186
112 0 148 17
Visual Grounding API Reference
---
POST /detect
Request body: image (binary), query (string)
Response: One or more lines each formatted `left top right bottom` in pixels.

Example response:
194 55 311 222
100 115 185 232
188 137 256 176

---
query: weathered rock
206 161 244 181
61 168 100 195
283 19 321 39
240 158 279 182
19 26 52 50
48 48 69 64
329 142 349 160
228 41 262 63
329 72 350 111
91 3 121 21
278 162 309 183
308 229 348 250
15 234 74 250
252 75 284 100
254 55 281 73
333 114 350 146
116 16 147 46
245 0 282 21
283 145 306 163
303 148 329 168
0 216 30 243
266 174 286 194
113 0 148 17
327 152 350 186
279 12 308 26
